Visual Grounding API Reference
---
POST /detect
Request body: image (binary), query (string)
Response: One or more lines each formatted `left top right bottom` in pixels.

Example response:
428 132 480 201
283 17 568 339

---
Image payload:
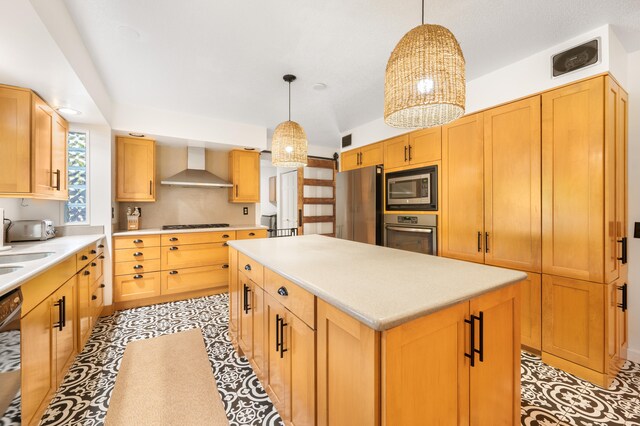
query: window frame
62 129 90 225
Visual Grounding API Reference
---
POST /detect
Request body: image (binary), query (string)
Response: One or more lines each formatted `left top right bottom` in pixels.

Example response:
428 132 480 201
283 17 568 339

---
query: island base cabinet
317 300 379 426
382 284 521 426
520 273 542 352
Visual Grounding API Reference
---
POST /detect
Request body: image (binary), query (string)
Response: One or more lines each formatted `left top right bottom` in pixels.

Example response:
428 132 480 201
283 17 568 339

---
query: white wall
626 49 640 362
260 159 277 218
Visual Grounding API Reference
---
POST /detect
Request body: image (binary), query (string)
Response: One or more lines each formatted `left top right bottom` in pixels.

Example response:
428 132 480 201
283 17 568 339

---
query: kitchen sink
0 252 54 264
0 266 23 275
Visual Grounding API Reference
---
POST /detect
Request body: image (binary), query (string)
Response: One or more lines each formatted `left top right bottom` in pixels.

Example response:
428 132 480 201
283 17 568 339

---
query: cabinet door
264 294 289 421
384 301 469 425
160 265 228 295
33 97 55 197
229 150 260 202
0 86 31 193
542 77 604 282
484 96 541 272
341 149 360 172
77 268 92 348
251 284 266 381
160 243 227 270
409 127 441 165
317 299 379 426
238 273 253 358
541 274 604 371
520 272 542 351
469 283 521 426
606 279 620 374
53 277 77 385
360 142 383 168
288 312 315 426
116 137 156 202
113 272 161 302
383 134 409 169
21 297 54 425
441 113 485 262
51 113 68 200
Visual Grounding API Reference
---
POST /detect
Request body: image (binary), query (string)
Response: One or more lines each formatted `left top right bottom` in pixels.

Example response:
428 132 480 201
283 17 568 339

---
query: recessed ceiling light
117 25 141 40
56 107 81 115
128 132 145 138
312 83 328 91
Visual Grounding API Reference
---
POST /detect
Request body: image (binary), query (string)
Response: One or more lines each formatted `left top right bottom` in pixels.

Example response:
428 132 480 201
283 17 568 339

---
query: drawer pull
90 249 97 254
100 283 105 288
133 274 143 279
169 270 179 275
91 262 97 267
223 234 230 238
244 264 251 271
134 239 143 244
249 232 255 236
223 242 229 247
81 255 88 260
99 244 104 248
91 295 97 301
99 255 105 259
169 237 178 242
83 270 91 276
169 246 179 251
133 252 143 257
133 264 143 269
222 264 229 269
277 286 288 297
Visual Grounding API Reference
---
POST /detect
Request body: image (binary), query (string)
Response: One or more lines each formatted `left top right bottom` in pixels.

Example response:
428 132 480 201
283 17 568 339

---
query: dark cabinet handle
90 249 97 254
485 232 489 253
404 146 408 162
99 255 105 259
249 232 255 237
222 264 229 269
279 316 288 358
98 244 104 248
134 239 143 244
169 247 178 251
477 232 482 252
464 312 483 367
54 169 61 190
149 180 153 195
91 295 97 301
100 283 105 288
133 264 143 269
81 255 88 260
169 270 178 275
235 185 238 197
408 144 412 161
169 237 178 242
617 237 627 264
275 314 282 352
223 234 230 238
133 274 143 279
133 252 143 257
91 262 97 267
618 283 628 312
54 297 64 331
277 286 288 297
223 242 229 247
243 283 251 314
244 264 251 271
83 270 90 276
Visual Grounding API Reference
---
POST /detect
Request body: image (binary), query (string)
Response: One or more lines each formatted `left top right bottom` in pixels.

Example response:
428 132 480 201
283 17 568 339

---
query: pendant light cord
288 81 291 121
421 0 424 25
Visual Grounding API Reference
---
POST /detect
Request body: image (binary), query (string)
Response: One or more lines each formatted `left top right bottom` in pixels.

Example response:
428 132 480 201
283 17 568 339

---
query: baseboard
627 347 640 363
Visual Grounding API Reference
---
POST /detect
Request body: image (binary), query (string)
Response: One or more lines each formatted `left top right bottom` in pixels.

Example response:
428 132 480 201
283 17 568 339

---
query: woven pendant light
272 75 308 167
384 1 465 128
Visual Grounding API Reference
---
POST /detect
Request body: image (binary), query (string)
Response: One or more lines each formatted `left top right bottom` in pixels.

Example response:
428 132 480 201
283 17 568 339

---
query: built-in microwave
385 166 437 211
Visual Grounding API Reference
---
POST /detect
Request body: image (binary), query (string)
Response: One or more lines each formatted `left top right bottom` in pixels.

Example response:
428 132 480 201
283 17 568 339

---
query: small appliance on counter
7 219 56 242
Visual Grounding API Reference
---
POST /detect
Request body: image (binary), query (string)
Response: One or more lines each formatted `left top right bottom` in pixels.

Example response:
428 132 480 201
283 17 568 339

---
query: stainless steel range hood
161 147 233 188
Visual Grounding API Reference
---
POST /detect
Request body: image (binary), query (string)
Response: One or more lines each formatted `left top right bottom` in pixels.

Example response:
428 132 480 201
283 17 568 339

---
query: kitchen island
228 235 526 425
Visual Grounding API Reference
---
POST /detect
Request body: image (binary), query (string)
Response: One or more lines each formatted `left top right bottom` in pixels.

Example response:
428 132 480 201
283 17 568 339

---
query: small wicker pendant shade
384 24 466 128
271 120 308 167
272 74 308 167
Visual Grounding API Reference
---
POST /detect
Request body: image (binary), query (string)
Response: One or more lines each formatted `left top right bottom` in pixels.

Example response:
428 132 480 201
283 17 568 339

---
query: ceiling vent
552 39 599 78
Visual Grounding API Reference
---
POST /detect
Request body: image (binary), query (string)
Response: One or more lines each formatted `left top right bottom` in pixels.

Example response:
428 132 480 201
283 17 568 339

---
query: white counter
113 224 268 237
228 235 526 331
0 234 105 297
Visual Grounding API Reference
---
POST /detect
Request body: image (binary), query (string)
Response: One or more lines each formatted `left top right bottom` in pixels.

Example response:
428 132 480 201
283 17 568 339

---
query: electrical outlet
243 207 248 215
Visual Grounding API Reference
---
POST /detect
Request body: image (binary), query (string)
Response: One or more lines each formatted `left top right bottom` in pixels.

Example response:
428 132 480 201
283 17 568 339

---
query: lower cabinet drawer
161 243 228 270
265 268 315 329
115 259 161 276
115 247 161 263
114 272 161 302
238 252 264 287
161 265 229 295
237 229 268 240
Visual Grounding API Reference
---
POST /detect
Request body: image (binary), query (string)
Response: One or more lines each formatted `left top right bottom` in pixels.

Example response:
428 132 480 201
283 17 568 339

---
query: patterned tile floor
2 294 638 425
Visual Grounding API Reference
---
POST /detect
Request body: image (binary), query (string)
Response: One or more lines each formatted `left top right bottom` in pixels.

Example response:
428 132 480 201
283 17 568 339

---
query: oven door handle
385 226 433 234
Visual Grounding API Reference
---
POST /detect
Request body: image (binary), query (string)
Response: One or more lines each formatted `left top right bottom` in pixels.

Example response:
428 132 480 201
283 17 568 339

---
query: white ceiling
62 0 640 147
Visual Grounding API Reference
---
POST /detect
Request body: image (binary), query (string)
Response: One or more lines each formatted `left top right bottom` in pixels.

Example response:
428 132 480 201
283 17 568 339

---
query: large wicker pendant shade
384 12 466 128
272 74 308 167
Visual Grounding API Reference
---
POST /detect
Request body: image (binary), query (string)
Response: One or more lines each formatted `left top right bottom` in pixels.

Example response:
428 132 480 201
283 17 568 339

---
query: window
64 132 88 224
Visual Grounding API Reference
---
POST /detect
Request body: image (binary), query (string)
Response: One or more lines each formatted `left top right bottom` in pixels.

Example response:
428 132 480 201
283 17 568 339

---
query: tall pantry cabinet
541 75 628 387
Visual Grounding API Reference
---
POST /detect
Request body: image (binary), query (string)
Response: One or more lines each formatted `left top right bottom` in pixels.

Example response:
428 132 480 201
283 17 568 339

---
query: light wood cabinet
520 272 542 351
236 229 268 240
77 265 93 348
264 294 289 418
441 113 485 263
238 273 266 380
341 142 383 172
228 150 260 203
53 277 77 382
160 242 227 270
114 272 161 302
161 265 229 295
229 248 239 346
0 86 68 200
384 128 441 170
116 136 156 202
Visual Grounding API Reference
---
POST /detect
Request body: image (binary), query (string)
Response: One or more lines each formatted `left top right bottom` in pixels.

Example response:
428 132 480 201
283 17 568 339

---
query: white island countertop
0 234 105 297
113 224 268 237
228 235 527 331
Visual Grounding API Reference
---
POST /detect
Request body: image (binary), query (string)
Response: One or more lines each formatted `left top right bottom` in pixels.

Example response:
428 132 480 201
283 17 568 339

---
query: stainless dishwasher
0 288 22 424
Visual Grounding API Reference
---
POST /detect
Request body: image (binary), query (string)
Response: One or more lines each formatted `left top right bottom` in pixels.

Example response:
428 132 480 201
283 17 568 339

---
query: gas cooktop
161 223 230 230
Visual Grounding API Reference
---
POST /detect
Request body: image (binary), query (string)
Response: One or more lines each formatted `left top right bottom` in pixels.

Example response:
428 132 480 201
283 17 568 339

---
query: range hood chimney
161 147 233 188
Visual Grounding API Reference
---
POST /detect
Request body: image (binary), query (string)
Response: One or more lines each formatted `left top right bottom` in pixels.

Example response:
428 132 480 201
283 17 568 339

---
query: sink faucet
0 208 11 252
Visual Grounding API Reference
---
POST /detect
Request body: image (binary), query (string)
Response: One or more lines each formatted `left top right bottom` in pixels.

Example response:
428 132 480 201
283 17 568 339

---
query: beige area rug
105 328 229 426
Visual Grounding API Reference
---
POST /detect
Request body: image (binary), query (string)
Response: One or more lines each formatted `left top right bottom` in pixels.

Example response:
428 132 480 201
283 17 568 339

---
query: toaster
8 220 56 242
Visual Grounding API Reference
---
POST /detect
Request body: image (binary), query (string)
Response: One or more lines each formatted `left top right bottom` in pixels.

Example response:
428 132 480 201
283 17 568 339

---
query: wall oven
0 288 21 424
385 166 437 211
384 214 437 256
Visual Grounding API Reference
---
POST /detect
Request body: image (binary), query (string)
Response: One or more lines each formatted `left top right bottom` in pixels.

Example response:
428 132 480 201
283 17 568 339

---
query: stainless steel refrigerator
335 165 383 245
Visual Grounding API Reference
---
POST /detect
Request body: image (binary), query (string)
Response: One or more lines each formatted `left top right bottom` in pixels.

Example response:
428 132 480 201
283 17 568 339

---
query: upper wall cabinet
341 142 383 172
228 150 260 203
384 128 441 170
0 84 69 200
116 136 156 202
